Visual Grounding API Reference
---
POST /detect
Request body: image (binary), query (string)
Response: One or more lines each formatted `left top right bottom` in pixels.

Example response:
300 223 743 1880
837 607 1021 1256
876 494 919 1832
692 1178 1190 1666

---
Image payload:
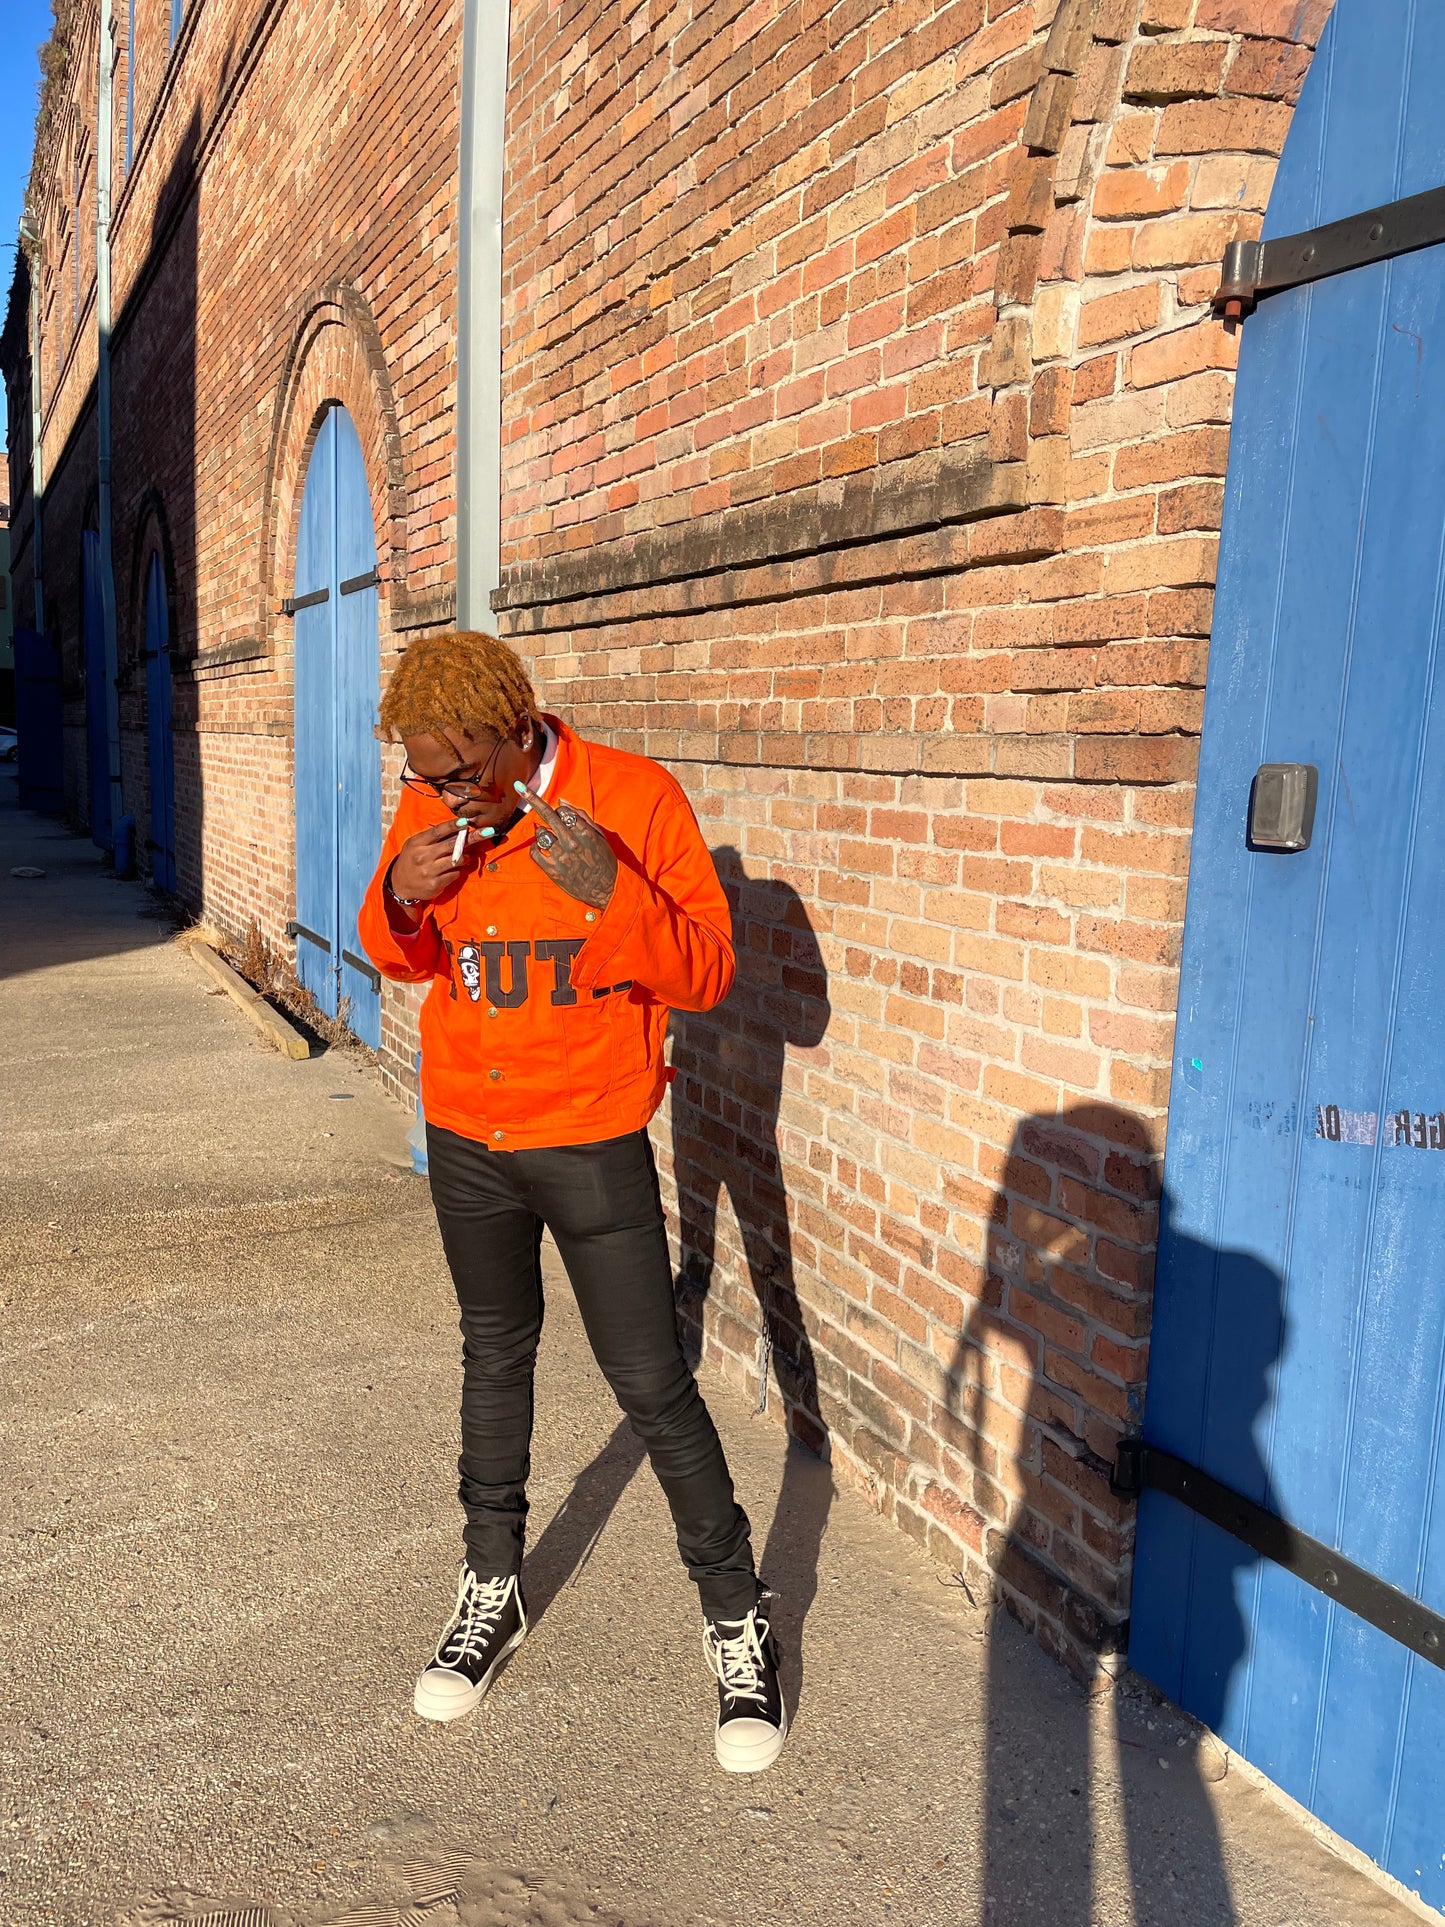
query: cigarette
450 820 469 865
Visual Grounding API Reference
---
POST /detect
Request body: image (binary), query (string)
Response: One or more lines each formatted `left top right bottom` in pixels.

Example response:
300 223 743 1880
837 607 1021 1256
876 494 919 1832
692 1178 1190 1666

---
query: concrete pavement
0 772 1431 1927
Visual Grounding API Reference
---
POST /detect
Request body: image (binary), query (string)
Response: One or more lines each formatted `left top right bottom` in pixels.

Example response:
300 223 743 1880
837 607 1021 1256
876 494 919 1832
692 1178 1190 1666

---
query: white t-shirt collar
533 720 560 799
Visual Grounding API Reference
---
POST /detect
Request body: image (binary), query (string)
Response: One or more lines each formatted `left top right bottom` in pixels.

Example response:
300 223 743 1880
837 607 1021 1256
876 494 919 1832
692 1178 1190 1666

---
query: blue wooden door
292 406 382 1048
143 554 175 892
1130 2 1445 1905
81 529 110 850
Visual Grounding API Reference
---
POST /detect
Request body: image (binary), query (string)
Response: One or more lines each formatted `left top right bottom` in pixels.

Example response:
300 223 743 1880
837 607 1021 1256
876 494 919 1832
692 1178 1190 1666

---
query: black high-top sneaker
413 1566 527 1723
703 1598 788 1773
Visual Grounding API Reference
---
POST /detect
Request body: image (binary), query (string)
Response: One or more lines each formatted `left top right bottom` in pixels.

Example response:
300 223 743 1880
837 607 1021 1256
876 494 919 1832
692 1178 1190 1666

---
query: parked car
0 727 18 762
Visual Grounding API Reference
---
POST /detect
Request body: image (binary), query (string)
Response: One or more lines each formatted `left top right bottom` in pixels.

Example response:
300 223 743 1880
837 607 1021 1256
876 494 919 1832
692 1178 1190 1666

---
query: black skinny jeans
426 1123 760 1622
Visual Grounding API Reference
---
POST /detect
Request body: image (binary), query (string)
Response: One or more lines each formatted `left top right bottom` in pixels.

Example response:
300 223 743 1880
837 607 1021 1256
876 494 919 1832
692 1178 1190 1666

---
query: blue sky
1 1 54 301
1 1 52 459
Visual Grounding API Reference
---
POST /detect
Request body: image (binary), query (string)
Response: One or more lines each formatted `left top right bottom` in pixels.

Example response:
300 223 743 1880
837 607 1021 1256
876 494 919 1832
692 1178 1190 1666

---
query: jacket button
486 924 498 936
487 1006 499 1018
585 910 597 923
493 1130 504 1141
487 862 498 873
488 1068 501 1080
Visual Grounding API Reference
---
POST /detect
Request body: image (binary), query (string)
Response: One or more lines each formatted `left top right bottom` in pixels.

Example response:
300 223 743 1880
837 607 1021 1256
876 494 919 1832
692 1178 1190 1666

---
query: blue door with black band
1129 1 1445 1904
292 405 382 1048
81 529 110 851
143 553 176 893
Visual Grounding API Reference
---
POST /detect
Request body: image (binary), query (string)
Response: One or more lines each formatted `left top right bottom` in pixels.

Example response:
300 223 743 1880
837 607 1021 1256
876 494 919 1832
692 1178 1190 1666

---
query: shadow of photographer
946 1104 1282 1925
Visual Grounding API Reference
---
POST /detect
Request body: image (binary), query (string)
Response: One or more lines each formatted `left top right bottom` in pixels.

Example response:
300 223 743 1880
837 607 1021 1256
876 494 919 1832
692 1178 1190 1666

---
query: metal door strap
280 587 329 615
1112 1439 1445 1672
1214 182 1445 322
341 947 382 991
286 919 330 951
339 568 380 596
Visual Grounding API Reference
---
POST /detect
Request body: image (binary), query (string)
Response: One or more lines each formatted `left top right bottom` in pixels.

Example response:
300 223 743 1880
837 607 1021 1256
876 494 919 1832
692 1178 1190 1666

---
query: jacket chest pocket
539 921 631 1102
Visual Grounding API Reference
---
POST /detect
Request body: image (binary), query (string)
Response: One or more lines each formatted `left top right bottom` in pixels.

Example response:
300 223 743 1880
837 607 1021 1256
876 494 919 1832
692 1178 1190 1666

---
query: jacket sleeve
357 795 445 984
566 789 735 1012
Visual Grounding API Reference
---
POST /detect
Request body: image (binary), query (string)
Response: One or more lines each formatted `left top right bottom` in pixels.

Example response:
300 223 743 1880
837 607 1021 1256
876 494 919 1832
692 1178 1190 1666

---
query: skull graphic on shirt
457 943 482 1003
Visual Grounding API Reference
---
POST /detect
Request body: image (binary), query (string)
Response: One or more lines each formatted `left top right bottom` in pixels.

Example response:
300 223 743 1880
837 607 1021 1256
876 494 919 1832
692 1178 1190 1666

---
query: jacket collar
543 717 595 819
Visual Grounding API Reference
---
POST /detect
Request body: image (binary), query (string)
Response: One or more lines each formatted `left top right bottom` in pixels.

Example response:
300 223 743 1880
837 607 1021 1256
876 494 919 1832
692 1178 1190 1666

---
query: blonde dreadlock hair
377 631 542 745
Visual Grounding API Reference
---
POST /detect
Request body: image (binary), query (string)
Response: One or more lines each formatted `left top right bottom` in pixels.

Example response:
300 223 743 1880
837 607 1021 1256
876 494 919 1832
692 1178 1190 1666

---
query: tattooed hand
513 782 618 910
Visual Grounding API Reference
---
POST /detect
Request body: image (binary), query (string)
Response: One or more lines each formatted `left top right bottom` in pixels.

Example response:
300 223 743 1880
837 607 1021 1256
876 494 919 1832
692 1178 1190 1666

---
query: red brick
1125 43 1230 103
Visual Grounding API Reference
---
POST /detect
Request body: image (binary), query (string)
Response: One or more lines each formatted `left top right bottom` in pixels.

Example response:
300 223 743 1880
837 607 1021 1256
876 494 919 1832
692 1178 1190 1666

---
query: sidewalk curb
184 939 312 1061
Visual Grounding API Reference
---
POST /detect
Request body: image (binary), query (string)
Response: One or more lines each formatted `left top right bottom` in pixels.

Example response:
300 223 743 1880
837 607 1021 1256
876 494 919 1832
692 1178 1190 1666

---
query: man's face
402 717 539 831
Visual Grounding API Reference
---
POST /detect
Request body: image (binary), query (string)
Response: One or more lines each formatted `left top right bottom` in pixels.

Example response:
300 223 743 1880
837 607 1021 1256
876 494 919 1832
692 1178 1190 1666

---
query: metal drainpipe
18 215 44 635
456 0 511 630
95 0 123 842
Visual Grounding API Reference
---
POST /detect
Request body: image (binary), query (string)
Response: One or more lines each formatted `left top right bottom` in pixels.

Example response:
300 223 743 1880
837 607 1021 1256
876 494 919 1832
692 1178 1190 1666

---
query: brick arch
259 281 413 667
126 489 177 670
978 0 1335 515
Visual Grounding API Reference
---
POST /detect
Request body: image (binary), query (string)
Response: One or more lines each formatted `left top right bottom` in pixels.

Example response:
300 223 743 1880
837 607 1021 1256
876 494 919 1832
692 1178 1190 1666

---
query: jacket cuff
359 880 442 981
383 887 431 942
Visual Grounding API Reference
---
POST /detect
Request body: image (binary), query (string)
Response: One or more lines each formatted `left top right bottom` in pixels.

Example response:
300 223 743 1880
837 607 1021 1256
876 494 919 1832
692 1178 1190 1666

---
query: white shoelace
704 1611 770 1707
437 1570 514 1667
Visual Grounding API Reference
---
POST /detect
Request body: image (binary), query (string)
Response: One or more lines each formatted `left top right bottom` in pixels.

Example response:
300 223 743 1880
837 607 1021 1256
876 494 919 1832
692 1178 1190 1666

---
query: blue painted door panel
1131 2 1445 1905
294 410 337 1018
144 555 175 893
81 530 110 850
334 408 382 1050
292 405 381 1047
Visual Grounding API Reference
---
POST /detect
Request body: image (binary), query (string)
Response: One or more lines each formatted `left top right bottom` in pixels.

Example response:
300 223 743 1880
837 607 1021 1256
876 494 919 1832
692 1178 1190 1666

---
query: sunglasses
400 734 507 802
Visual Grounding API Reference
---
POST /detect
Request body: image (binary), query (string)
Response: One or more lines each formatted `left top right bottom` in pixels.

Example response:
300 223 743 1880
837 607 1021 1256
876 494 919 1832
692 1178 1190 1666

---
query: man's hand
515 783 618 910
386 820 475 911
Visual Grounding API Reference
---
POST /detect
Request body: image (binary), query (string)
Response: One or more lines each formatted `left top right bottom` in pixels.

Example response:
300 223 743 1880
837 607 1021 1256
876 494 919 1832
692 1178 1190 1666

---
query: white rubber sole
715 1707 789 1774
412 1624 526 1724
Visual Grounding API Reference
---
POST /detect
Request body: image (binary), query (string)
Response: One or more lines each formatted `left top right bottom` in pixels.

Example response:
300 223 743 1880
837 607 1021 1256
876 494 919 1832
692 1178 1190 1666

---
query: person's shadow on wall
523 848 833 1660
667 845 833 1709
949 1106 1284 1925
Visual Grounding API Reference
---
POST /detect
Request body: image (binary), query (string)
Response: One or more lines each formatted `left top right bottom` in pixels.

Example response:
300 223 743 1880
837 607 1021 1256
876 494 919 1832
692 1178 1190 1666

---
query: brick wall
8 0 1332 1678
17 0 462 1120
494 0 1330 1674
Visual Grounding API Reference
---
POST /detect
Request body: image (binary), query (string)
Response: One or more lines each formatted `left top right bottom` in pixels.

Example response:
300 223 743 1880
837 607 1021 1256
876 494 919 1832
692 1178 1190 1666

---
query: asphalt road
0 778 1430 1927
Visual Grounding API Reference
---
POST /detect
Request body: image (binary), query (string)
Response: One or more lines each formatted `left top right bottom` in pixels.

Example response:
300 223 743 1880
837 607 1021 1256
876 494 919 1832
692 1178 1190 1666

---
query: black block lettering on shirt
534 937 585 1006
479 940 530 1008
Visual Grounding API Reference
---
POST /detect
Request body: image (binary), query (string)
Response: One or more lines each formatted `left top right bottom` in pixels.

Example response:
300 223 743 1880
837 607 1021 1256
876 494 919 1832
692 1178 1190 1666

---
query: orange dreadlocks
377 631 542 744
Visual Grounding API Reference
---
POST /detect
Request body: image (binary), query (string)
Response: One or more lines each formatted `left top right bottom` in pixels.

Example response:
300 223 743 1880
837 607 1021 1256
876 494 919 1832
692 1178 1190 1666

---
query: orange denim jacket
358 720 735 1150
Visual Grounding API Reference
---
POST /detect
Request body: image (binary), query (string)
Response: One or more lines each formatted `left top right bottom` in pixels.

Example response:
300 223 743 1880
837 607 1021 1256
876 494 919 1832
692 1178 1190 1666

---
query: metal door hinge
339 568 380 596
1113 1438 1445 1672
286 919 330 951
341 947 382 991
281 587 329 616
1215 183 1445 323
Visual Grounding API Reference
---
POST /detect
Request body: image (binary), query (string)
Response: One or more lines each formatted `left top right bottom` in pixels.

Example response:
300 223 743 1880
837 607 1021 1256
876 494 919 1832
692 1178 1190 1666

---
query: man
358 630 786 1774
